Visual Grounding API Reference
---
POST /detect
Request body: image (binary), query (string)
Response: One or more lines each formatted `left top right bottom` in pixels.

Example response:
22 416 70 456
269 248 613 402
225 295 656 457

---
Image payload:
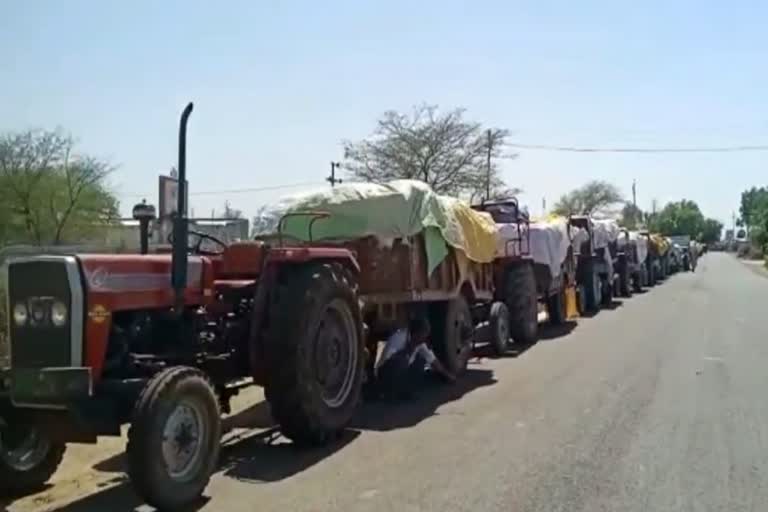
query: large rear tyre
619 262 632 297
264 263 363 446
127 366 222 511
546 281 567 325
0 423 65 495
646 262 656 287
583 261 602 313
430 295 473 375
488 301 510 357
505 263 538 344
601 276 614 306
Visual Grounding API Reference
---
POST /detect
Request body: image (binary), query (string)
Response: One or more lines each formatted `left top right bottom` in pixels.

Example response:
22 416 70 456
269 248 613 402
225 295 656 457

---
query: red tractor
0 104 364 510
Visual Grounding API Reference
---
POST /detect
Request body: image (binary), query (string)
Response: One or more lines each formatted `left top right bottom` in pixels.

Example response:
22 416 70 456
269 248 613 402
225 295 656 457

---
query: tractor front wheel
127 366 222 511
0 422 65 495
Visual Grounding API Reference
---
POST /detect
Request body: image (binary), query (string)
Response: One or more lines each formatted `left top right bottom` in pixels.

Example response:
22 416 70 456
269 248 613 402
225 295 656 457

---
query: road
4 252 768 512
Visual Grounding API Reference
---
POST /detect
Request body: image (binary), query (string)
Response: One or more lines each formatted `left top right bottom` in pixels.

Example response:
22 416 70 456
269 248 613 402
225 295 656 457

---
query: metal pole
328 161 343 187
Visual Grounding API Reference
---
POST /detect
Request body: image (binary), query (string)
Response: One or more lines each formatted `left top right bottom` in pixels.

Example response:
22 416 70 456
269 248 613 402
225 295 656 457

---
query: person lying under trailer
373 317 457 400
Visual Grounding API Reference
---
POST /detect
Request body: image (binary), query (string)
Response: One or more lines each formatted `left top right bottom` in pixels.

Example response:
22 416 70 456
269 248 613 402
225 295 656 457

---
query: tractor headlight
13 302 28 326
51 300 68 327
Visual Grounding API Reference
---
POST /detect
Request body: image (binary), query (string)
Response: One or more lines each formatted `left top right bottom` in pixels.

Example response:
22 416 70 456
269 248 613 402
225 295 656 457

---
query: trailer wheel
488 302 510 356
505 263 538 344
430 295 473 375
127 366 222 511
546 281 567 325
583 261 602 312
0 423 65 495
264 262 363 446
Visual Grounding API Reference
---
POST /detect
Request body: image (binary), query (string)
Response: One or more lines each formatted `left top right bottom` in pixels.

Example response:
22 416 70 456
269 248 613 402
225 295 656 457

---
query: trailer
255 180 501 379
346 233 495 377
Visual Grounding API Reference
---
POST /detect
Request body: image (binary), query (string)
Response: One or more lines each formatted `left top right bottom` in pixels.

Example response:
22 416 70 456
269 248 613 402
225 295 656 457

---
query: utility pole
632 179 638 226
327 161 343 187
485 129 492 201
542 197 547 216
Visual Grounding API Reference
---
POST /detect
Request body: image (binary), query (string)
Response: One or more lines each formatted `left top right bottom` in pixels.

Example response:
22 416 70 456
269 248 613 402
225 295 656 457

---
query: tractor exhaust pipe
172 102 193 314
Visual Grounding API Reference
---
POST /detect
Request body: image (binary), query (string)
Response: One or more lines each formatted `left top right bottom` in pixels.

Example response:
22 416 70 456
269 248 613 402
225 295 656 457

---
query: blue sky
2 1 766 228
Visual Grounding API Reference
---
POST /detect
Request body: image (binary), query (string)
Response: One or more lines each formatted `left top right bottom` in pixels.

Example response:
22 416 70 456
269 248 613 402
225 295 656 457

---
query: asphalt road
5 252 768 512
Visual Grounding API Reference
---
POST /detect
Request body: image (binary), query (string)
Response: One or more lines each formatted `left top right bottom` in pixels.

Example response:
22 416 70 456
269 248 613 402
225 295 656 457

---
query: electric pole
327 161 343 187
632 179 638 226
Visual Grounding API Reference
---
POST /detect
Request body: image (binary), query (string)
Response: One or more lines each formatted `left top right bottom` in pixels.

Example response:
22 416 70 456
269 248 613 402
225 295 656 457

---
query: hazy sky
2 1 766 228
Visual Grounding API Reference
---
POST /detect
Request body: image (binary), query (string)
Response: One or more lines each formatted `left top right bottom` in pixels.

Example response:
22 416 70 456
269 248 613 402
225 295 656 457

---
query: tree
552 180 623 216
739 187 768 230
343 104 516 199
0 129 118 245
700 218 723 243
620 202 643 229
653 200 704 237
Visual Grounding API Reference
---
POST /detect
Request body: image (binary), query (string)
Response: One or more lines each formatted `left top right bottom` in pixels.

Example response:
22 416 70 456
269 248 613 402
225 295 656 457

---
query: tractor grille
7 258 82 368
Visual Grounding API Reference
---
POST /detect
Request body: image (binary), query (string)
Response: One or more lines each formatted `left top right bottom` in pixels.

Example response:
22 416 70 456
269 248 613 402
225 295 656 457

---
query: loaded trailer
255 180 505 380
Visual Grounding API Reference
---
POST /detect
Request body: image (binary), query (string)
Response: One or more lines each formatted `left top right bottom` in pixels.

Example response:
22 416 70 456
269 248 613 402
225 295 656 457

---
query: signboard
158 175 188 218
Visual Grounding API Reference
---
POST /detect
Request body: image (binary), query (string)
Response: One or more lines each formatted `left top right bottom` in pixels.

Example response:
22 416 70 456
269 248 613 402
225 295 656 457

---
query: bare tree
0 130 117 245
552 180 623 216
343 104 516 198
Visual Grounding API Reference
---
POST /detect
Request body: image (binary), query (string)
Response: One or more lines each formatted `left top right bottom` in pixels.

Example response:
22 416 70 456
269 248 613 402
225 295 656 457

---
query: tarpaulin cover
650 234 670 255
495 216 574 278
592 219 621 249
252 180 498 274
629 231 649 265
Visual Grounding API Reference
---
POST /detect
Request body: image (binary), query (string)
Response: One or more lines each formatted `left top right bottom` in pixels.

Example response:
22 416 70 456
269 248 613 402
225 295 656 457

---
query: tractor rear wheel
264 262 363 446
619 262 632 297
583 261 602 313
0 423 65 495
127 366 222 511
505 263 538 344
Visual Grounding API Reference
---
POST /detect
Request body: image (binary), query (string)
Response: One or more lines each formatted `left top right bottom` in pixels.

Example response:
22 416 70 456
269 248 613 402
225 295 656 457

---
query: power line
508 143 768 153
121 181 321 199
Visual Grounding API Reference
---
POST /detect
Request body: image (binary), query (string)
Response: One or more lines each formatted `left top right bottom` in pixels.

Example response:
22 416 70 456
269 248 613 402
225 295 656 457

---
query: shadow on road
538 320 578 341
38 399 360 512
91 400 276 474
601 299 624 311
351 368 496 432
10 368 494 510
